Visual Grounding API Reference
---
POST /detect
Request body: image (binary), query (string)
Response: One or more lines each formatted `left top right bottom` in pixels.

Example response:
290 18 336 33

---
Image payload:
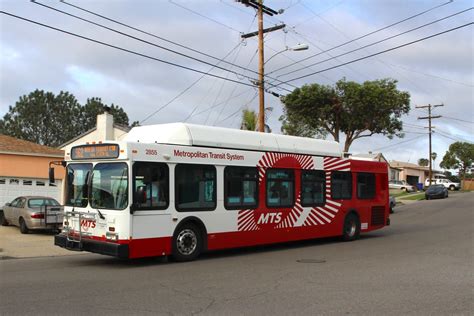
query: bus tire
342 212 360 241
171 223 202 262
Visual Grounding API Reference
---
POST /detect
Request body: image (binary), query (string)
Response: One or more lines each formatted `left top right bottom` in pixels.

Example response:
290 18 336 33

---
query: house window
266 169 294 208
0 179 6 185
36 181 45 186
331 171 352 200
175 164 216 212
224 167 258 210
301 170 325 207
357 173 376 199
23 180 33 186
9 179 19 185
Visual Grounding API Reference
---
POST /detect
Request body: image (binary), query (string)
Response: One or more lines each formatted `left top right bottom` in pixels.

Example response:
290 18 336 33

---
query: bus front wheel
171 223 202 262
342 213 360 241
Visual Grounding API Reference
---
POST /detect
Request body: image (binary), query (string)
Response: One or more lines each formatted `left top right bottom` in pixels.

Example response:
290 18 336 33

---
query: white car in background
424 178 460 191
389 180 415 192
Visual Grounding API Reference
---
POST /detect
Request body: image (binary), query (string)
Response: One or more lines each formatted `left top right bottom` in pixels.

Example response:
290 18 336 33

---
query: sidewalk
0 226 84 259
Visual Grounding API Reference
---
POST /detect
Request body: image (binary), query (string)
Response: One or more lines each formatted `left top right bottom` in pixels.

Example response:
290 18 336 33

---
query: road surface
1 192 472 315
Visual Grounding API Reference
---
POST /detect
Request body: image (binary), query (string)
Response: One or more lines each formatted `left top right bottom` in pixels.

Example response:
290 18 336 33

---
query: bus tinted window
175 164 216 212
357 173 376 199
224 167 258 210
133 162 169 210
266 169 294 208
331 171 352 200
301 170 325 207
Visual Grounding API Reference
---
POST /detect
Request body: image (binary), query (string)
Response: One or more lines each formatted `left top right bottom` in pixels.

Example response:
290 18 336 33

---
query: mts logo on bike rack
80 219 96 230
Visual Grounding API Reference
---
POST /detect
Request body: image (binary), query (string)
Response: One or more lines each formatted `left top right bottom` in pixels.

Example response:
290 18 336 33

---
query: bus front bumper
55 234 129 259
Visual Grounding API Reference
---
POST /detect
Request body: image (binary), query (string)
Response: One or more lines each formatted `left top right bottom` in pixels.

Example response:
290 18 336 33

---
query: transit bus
53 123 390 261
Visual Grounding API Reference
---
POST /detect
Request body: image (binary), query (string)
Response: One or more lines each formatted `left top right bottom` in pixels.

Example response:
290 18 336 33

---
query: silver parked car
389 180 415 192
1 196 63 234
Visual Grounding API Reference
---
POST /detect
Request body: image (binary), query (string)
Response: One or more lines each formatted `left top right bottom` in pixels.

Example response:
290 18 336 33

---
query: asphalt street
1 192 473 315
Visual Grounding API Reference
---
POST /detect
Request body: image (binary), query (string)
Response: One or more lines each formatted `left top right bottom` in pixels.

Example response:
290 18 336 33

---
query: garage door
0 177 62 209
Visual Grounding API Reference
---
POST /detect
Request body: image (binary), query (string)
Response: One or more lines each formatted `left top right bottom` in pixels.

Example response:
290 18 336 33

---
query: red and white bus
54 123 390 261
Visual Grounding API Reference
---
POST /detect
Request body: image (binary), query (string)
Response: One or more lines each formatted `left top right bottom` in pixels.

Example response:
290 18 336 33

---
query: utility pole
238 0 284 132
257 0 265 132
417 104 443 186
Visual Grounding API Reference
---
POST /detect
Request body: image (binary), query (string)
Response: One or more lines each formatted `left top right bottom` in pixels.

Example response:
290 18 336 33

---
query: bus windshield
66 163 92 207
90 163 128 210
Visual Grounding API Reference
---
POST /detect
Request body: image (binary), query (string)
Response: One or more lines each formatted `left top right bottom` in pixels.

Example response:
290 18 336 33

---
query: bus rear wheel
342 213 360 241
171 223 202 262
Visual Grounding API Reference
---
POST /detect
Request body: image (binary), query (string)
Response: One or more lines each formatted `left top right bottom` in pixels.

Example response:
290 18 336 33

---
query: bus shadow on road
72 233 389 268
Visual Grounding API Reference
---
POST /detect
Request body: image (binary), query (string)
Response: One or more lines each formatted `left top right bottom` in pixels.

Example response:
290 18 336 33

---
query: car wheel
426 195 430 200
171 223 202 262
0 211 8 226
449 185 455 191
19 217 29 234
342 213 360 241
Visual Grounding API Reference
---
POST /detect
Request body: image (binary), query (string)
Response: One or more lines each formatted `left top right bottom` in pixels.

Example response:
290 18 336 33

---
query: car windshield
66 163 92 207
90 163 128 210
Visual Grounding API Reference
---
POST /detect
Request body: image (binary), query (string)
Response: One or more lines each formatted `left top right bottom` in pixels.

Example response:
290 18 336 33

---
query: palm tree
240 109 257 131
240 107 273 132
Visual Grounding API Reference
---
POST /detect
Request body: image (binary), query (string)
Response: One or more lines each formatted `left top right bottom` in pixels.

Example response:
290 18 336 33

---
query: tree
280 78 410 152
240 107 272 132
240 109 257 131
0 90 136 147
418 158 429 167
431 152 437 164
440 142 474 180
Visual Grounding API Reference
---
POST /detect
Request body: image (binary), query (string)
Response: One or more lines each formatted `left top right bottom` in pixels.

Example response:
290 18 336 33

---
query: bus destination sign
71 144 120 160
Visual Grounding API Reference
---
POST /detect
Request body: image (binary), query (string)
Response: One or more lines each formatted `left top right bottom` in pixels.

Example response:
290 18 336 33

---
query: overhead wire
275 22 474 85
32 1 292 92
60 0 282 86
274 7 473 79
269 0 454 75
0 11 261 89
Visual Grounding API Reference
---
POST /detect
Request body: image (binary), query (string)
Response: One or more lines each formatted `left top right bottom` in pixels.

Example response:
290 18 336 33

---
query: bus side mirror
49 167 55 184
135 186 147 204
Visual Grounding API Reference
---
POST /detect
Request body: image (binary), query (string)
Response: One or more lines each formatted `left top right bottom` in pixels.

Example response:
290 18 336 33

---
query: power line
269 0 453 75
60 0 284 87
140 42 243 124
276 22 474 85
442 116 474 124
274 7 473 79
0 11 261 88
169 0 242 33
371 135 426 151
33 1 279 92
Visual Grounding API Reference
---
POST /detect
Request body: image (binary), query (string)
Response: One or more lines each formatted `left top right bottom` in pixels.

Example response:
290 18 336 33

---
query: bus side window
175 164 216 212
224 166 258 210
301 170 325 207
357 172 376 200
133 162 169 210
331 171 352 200
266 169 294 208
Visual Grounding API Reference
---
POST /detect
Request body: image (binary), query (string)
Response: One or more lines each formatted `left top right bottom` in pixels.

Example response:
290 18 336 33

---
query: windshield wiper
96 209 105 220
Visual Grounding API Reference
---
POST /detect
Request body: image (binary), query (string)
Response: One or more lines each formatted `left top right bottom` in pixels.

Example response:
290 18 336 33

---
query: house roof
390 160 442 174
59 124 131 148
351 152 388 163
0 134 64 157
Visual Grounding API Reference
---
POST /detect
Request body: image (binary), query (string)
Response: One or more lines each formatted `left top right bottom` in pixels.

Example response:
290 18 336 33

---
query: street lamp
265 43 309 65
256 43 308 132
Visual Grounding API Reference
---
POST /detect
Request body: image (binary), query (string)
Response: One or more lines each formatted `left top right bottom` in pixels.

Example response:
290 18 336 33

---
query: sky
1 0 473 170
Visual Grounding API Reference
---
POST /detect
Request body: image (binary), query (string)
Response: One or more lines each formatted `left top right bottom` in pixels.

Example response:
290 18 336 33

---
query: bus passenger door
131 162 172 242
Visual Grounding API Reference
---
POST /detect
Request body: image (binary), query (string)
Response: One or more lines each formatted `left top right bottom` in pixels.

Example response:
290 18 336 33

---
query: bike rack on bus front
63 210 95 250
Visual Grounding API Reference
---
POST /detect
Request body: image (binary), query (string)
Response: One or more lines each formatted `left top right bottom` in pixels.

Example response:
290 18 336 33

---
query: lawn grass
398 192 426 201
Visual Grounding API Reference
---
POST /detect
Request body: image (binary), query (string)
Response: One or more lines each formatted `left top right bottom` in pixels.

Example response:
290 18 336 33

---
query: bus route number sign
71 144 120 160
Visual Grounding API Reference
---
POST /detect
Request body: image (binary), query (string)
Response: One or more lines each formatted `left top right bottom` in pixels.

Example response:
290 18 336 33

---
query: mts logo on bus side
257 212 282 224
